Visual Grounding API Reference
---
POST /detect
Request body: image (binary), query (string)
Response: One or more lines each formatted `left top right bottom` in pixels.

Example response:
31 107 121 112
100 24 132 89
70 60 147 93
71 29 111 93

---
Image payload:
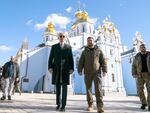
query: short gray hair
57 32 66 38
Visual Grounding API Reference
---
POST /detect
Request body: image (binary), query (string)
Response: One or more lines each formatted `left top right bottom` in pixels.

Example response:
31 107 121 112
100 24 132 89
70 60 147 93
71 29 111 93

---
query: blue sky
0 0 150 65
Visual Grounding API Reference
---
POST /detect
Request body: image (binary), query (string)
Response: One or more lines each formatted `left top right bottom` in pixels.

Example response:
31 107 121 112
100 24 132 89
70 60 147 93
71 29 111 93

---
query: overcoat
48 43 74 85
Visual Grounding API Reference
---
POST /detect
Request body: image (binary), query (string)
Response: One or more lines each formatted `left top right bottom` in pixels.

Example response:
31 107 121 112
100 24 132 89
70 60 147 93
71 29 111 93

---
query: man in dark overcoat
48 32 74 111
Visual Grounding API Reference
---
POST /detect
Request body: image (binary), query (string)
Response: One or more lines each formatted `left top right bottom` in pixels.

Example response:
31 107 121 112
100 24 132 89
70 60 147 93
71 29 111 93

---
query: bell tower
68 1 94 38
43 22 58 45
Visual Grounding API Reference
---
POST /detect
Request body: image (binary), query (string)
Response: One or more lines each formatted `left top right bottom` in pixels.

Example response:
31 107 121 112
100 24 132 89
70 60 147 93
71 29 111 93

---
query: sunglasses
60 35 65 38
140 46 145 48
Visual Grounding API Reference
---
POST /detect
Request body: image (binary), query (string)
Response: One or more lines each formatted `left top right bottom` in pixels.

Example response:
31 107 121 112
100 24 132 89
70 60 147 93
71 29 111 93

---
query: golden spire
77 0 81 11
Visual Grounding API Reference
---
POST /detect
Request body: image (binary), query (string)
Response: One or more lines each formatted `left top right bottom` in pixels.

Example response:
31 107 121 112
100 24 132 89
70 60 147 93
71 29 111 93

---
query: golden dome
108 22 115 33
47 22 55 33
103 26 107 32
81 11 88 20
75 10 82 19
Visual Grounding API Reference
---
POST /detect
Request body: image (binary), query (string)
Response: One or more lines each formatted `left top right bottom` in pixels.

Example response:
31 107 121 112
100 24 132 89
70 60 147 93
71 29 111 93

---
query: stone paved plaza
0 92 149 113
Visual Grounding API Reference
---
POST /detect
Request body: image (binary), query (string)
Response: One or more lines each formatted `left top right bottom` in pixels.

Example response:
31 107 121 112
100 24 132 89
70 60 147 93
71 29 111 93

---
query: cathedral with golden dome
16 8 138 95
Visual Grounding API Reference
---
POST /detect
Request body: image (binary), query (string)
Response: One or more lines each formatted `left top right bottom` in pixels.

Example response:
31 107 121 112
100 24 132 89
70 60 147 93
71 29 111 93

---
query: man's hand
78 72 82 76
69 69 74 74
49 68 53 73
15 77 19 81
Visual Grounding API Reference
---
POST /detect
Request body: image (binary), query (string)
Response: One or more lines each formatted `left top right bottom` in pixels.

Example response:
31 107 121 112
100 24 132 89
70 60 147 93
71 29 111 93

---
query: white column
103 42 110 92
117 47 126 93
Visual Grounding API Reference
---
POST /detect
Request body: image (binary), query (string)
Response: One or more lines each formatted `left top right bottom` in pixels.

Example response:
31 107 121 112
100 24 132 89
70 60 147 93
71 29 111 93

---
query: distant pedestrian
132 43 150 111
12 77 21 95
78 37 107 113
48 32 74 112
1 56 20 100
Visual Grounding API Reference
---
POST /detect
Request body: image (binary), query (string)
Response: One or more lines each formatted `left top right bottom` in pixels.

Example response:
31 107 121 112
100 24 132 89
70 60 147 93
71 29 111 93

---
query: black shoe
8 96 11 100
56 105 60 110
148 106 150 111
140 104 147 110
60 106 65 112
1 96 6 100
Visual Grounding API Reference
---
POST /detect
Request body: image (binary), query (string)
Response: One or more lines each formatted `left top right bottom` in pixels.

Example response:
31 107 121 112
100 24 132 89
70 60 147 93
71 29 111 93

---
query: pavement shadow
0 100 14 103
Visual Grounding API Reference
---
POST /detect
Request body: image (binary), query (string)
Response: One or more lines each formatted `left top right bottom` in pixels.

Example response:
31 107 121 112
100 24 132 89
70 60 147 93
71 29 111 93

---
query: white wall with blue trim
121 54 137 95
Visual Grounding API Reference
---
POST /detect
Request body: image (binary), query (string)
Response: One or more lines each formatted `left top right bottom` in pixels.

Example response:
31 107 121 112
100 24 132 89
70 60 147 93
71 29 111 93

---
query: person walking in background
48 32 74 112
1 56 20 100
78 36 107 113
132 43 150 111
12 77 21 95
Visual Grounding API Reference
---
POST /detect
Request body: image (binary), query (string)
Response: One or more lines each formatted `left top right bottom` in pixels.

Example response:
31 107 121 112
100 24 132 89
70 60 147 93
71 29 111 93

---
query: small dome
47 22 55 33
75 10 82 19
108 22 115 33
48 22 54 29
81 11 88 20
102 21 116 34
98 26 104 33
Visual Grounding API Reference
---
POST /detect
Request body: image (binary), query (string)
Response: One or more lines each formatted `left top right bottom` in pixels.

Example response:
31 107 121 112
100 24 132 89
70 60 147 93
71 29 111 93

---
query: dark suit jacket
48 43 74 85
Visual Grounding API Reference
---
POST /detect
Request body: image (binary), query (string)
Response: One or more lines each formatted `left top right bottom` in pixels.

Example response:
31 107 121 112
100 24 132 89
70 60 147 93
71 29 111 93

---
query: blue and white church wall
121 48 137 95
19 46 54 93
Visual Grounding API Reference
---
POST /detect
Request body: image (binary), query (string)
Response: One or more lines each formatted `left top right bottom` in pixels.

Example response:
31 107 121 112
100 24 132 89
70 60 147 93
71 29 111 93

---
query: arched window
82 25 85 32
111 64 114 68
46 36 49 41
77 27 79 36
89 25 91 33
112 73 115 82
110 49 113 56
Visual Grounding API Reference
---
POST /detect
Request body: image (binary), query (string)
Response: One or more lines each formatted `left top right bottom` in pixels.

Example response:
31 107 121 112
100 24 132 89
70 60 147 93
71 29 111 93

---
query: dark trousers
56 84 67 107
